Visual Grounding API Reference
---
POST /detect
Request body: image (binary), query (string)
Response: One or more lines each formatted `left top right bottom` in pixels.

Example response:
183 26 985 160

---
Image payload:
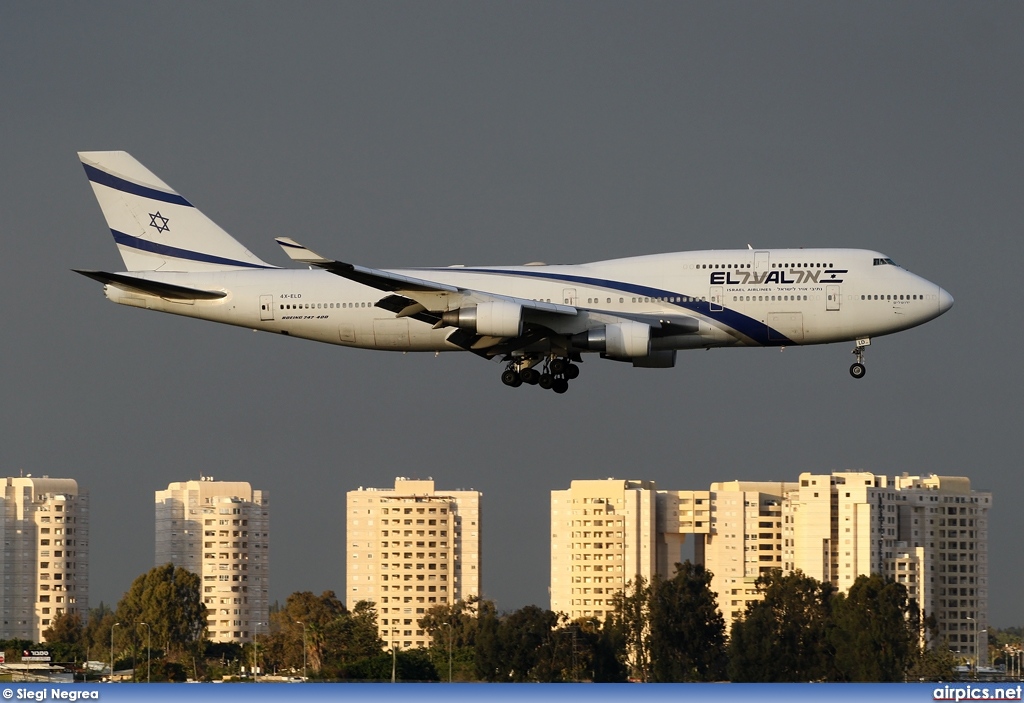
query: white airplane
75 151 953 393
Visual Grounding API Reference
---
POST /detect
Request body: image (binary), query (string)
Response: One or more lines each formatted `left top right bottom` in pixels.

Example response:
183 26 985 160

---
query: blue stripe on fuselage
438 267 793 346
110 230 271 269
83 163 192 207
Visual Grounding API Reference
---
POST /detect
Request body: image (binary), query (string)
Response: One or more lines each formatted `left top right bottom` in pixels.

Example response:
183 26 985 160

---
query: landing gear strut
502 355 579 393
850 338 870 379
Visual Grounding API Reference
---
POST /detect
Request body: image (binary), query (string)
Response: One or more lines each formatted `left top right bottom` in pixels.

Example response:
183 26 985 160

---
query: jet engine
441 300 523 337
572 321 651 358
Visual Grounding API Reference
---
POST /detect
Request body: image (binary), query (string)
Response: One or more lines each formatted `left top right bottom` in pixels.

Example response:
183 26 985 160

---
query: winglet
276 237 332 264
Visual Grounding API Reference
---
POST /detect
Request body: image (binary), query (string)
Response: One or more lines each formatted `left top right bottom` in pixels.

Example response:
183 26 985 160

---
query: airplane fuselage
99 247 950 355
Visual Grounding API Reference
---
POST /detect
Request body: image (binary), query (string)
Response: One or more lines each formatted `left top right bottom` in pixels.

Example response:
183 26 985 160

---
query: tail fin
79 151 273 272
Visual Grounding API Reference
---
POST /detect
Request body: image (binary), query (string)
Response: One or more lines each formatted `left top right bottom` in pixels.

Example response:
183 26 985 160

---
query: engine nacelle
441 300 523 337
606 320 651 358
572 321 652 358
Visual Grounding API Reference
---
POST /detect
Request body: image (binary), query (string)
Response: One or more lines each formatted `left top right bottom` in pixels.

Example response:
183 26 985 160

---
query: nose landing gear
850 338 870 379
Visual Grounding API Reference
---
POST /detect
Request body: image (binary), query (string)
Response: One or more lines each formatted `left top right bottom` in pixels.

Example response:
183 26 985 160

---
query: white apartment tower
551 479 712 620
347 478 481 650
551 478 795 628
551 472 988 663
0 477 89 642
155 478 270 644
702 481 796 631
784 472 990 664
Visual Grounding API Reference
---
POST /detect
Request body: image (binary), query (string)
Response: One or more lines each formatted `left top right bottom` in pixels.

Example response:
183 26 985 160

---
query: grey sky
1 3 1021 625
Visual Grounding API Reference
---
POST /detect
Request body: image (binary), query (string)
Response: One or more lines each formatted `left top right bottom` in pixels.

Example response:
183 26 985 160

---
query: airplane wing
275 237 577 317
275 238 700 358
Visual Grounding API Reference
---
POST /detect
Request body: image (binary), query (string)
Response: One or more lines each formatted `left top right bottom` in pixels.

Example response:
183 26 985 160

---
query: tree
114 564 207 659
648 562 728 682
590 614 629 682
83 603 118 669
43 611 84 646
473 599 503 681
262 591 384 678
609 575 651 681
268 590 345 673
499 605 560 681
42 612 86 664
420 597 486 681
322 600 385 677
829 574 919 681
728 569 835 682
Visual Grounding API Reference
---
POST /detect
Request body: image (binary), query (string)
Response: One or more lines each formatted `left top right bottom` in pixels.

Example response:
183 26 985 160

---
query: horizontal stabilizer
73 270 227 300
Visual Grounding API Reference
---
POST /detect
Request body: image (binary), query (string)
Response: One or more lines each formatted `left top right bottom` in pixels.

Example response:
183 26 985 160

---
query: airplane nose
938 287 954 314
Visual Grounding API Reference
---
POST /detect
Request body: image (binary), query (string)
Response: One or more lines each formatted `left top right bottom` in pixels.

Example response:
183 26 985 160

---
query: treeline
417 564 957 682
36 562 966 681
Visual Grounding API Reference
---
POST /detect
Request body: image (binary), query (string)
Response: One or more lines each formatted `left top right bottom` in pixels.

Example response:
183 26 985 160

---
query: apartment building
785 472 991 664
551 472 989 663
346 478 481 650
550 478 794 629
0 477 89 642
550 479 713 620
155 477 270 643
702 481 796 630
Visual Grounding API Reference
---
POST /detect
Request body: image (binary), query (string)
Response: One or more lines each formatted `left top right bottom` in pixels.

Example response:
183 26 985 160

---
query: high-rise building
551 472 990 664
0 477 89 642
784 472 991 664
550 479 712 620
702 480 796 631
346 478 481 650
550 478 793 629
155 477 269 643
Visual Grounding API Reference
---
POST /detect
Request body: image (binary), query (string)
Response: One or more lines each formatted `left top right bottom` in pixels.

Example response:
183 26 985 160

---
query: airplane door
709 286 724 312
563 288 578 306
754 251 770 271
826 285 840 311
259 295 274 321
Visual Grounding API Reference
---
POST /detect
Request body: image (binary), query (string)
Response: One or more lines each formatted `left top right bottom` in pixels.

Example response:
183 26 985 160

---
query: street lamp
296 621 307 681
110 622 120 680
138 622 151 683
965 617 975 677
391 628 398 683
252 621 263 683
441 622 452 683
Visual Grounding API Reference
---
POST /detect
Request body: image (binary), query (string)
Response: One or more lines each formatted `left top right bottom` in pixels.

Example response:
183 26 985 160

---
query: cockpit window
873 257 899 266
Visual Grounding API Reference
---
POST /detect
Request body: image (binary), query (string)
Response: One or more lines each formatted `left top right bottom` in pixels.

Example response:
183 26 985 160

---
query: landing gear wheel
538 373 554 390
849 338 869 379
552 378 569 394
565 363 580 380
549 358 567 375
520 368 539 385
501 369 522 387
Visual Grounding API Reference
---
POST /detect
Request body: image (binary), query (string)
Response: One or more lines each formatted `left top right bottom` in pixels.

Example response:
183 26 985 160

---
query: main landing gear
501 356 579 393
850 338 870 379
